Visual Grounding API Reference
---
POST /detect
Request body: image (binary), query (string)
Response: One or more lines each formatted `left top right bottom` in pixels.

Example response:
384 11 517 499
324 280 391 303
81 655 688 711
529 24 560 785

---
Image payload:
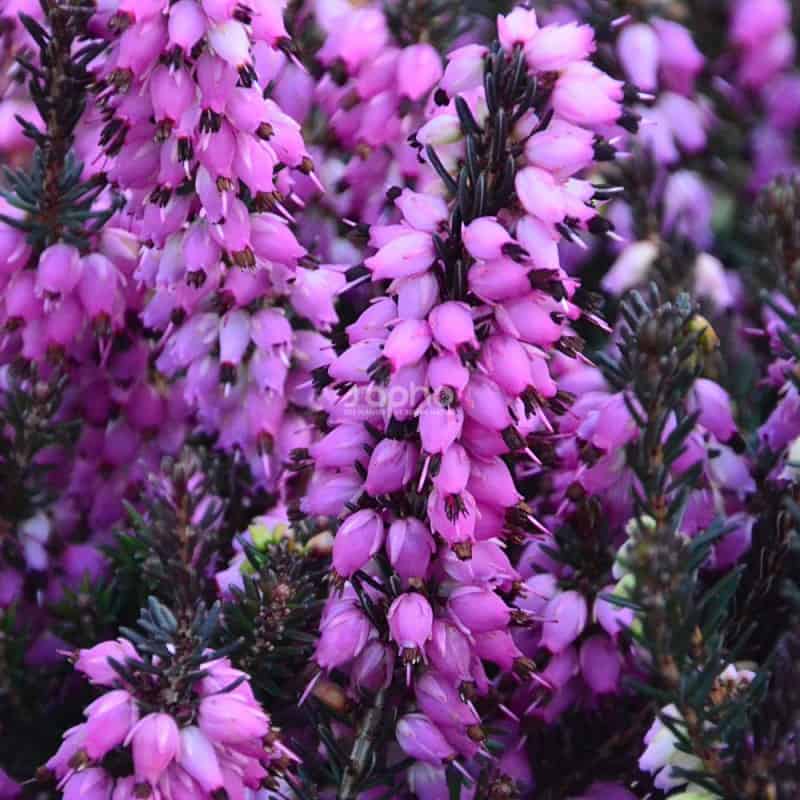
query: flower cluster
0 0 799 798
302 7 638 792
82 0 338 491
46 600 289 800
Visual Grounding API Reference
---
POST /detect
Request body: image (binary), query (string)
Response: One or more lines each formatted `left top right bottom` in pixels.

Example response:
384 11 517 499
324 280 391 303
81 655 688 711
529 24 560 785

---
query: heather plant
0 1 799 799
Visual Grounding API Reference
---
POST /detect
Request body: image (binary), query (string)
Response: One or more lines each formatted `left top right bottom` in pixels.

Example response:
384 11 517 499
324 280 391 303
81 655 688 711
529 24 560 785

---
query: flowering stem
338 688 387 800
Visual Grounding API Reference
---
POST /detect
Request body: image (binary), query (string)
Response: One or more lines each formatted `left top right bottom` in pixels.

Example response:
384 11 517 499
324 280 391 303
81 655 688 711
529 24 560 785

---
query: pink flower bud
462 374 512 431
462 217 513 260
365 231 435 281
75 638 138 686
365 439 418 496
219 310 251 370
426 620 473 684
448 585 511 634
387 517 435 579
541 590 588 653
79 254 121 320
553 62 623 127
177 726 224 794
397 43 443 101
472 629 523 671
310 423 373 470
542 646 579 689
427 486 477 546
388 592 434 654
198 693 268 745
333 510 385 578
301 469 362 517
131 712 180 784
5 271 42 323
498 294 564 347
427 353 469 395
396 714 455 764
467 457 520 508
433 443 471 494
468 258 531 302
617 23 660 92
428 302 477 353
594 588 634 639
515 572 558 615
689 378 737 443
440 44 487 95
208 20 250 69
150 65 196 125
63 768 112 800
330 340 384 384
250 213 306 263
36 243 82 298
347 299 396 343
350 640 395 695
652 19 704 95
84 690 138 760
525 22 595 72
442 541 518 589
416 671 480 728
395 189 449 234
525 119 596 180
480 335 529 397
168 0 207 51
516 167 566 227
316 605 373 669
498 8 539 49
383 319 432 370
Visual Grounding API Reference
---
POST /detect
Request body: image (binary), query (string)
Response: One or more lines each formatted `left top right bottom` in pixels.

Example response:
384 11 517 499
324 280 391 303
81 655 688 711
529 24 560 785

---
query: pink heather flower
388 592 434 657
62 768 112 800
428 302 477 354
541 590 589 653
35 243 83 299
426 620 474 686
397 44 443 102
365 230 436 280
525 22 596 73
497 7 539 50
652 18 704 95
617 23 660 92
316 604 374 670
131 713 180 785
197 693 269 744
351 640 395 695
383 319 433 370
462 217 514 261
83 690 139 759
439 44 487 95
448 585 511 634
177 726 225 795
365 439 418 496
75 638 139 686
396 714 456 764
386 517 436 579
415 671 480 729
553 62 624 127
332 510 385 578
688 379 738 443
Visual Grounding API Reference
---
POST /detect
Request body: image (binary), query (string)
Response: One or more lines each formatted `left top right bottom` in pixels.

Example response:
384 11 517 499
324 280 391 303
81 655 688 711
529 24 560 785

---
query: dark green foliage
2 1 122 252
